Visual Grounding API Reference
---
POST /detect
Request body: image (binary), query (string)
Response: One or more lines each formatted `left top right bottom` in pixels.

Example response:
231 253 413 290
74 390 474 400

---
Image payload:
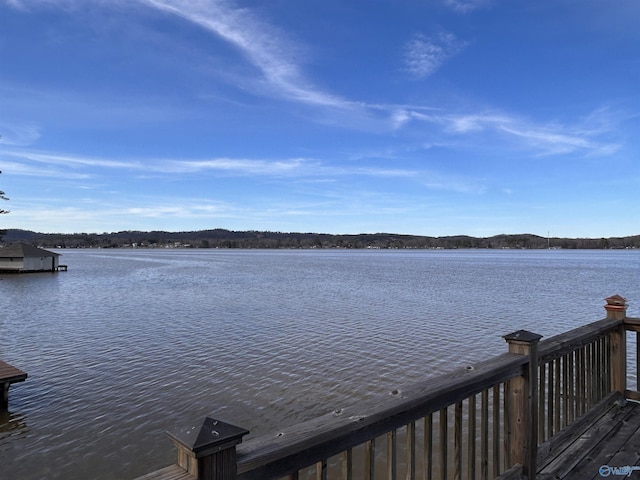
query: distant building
0 243 62 273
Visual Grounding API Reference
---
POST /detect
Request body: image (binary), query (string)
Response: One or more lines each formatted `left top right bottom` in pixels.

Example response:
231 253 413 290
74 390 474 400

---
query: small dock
0 360 27 411
133 295 639 480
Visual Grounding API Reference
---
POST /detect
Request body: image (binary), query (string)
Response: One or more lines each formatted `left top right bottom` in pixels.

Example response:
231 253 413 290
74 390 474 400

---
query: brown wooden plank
495 464 522 480
547 361 555 438
424 415 432 480
594 420 640 480
467 394 476 479
555 401 640 479
364 438 375 480
492 384 501 477
538 395 637 479
0 361 27 383
625 390 640 402
623 317 640 332
439 408 447 480
480 390 488 480
537 391 622 470
454 402 462 480
133 465 195 480
539 362 546 443
406 421 415 480
387 429 396 480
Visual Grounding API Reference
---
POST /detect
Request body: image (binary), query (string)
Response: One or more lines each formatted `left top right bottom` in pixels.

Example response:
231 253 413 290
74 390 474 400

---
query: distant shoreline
2 229 639 250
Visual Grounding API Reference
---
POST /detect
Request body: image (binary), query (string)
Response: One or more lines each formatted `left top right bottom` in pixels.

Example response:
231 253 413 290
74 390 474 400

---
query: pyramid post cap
605 294 627 306
503 330 543 343
166 417 249 456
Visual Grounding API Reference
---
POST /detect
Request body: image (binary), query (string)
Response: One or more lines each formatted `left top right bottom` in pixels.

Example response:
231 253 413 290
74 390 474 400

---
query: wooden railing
141 295 638 480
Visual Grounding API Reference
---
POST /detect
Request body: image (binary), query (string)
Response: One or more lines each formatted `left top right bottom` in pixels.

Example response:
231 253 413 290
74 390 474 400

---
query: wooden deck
0 360 27 411
134 465 194 480
538 394 640 480
495 392 640 480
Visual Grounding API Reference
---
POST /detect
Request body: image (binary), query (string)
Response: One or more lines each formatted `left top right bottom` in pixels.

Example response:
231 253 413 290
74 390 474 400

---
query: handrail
138 295 635 480
537 317 622 363
236 351 528 479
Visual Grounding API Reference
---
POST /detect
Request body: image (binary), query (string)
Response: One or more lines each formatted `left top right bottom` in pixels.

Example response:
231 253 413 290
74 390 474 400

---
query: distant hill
2 229 639 250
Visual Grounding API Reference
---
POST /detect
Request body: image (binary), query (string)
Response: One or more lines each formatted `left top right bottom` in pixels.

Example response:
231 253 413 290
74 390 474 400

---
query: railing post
166 417 249 480
1 382 9 411
504 330 543 480
605 295 628 395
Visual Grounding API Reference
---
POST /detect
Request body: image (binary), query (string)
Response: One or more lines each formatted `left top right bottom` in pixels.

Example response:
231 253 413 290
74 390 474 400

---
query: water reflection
0 410 29 445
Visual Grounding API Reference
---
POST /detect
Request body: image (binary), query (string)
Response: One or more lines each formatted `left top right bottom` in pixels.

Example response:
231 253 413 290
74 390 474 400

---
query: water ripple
0 249 638 479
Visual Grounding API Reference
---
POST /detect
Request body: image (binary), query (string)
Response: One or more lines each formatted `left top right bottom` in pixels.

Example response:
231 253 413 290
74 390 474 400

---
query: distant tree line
2 229 639 250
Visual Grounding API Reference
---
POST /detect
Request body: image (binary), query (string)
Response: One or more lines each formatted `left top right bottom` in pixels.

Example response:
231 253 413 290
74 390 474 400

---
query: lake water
0 249 638 479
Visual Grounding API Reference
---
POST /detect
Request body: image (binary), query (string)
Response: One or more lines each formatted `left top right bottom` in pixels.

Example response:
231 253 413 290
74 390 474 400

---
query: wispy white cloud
0 160 91 179
3 147 424 182
403 31 468 79
169 158 312 175
1 0 625 163
2 150 145 170
0 123 41 146
445 0 491 14
408 108 622 156
123 202 235 218
138 0 350 109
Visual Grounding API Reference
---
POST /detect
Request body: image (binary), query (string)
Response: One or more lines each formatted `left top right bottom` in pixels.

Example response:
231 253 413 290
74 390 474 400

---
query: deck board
133 465 195 480
0 360 27 383
538 398 640 480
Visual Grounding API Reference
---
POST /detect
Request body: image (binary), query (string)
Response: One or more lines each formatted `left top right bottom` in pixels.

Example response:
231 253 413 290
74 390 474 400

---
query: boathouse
0 243 62 273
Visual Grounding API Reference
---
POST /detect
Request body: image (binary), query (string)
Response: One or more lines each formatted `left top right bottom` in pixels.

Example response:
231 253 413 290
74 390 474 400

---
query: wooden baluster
424 415 432 480
365 439 375 480
342 448 352 480
562 353 569 428
316 460 327 480
547 361 554 436
387 430 397 480
468 395 476 480
406 421 416 480
553 358 562 434
538 362 546 443
492 385 500 477
637 332 640 392
503 380 511 471
454 402 462 480
481 390 488 480
568 351 575 424
576 347 584 417
587 343 597 409
440 408 448 480
596 338 603 401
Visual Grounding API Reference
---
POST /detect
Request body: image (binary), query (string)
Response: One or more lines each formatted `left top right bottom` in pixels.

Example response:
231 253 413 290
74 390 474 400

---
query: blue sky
1 0 638 237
